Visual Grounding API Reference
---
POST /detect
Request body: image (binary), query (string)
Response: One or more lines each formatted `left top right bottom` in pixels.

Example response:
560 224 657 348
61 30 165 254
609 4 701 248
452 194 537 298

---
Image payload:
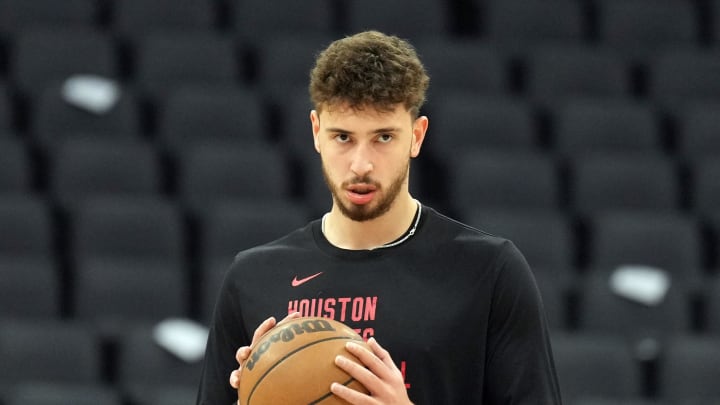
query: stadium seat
703 276 720 334
198 200 310 321
230 0 335 42
0 0 97 36
418 39 508 99
5 382 122 405
133 32 237 103
10 28 117 100
0 81 11 131
658 336 720 402
568 153 679 215
690 157 720 216
71 197 187 329
464 209 575 276
553 99 660 155
0 258 58 319
276 90 319 165
429 95 537 157
198 200 310 266
0 195 58 319
483 0 585 57
714 0 720 44
709 213 720 271
551 332 642 403
31 83 141 151
596 0 698 64
176 143 292 215
0 194 53 259
0 138 31 195
0 320 102 385
298 154 333 217
344 0 450 42
130 385 198 405
649 49 720 113
111 0 216 41
448 150 559 214
676 103 720 158
48 138 161 212
587 212 701 275
577 271 692 344
572 399 668 405
115 324 204 403
157 85 268 156
254 35 334 103
525 45 630 110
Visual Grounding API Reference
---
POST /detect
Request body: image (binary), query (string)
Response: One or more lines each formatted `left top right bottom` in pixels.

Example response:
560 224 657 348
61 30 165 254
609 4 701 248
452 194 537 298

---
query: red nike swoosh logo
291 272 324 287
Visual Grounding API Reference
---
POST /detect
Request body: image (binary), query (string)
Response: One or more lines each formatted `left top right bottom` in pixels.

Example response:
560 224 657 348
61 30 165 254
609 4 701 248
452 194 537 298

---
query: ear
310 110 321 153
411 116 428 158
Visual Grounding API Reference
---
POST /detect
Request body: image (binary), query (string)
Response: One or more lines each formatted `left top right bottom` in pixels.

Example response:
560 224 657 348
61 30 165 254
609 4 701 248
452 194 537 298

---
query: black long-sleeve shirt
197 206 562 404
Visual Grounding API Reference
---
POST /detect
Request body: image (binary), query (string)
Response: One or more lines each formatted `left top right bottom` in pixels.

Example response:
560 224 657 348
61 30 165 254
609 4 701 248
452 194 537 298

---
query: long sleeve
196 270 249 405
483 242 563 404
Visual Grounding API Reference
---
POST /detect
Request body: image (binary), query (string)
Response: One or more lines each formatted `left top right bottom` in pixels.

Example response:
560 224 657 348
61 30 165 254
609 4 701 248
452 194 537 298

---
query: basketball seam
246 335 362 405
308 376 358 404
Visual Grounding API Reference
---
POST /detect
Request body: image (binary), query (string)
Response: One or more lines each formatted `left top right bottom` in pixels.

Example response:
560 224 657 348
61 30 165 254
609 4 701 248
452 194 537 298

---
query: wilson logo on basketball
245 319 337 371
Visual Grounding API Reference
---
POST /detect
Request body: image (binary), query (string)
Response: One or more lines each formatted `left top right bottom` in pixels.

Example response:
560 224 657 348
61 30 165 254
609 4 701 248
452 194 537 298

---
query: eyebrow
325 127 401 134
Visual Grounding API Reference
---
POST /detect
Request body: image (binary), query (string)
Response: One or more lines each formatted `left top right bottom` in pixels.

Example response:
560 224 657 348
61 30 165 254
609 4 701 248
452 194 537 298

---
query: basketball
238 317 370 405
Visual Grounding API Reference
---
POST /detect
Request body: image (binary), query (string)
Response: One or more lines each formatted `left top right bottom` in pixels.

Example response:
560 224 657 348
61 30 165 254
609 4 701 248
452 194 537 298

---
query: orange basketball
238 317 370 405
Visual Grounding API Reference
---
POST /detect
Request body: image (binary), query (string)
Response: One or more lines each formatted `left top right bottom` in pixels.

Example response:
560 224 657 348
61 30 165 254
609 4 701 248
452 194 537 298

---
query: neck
323 196 420 250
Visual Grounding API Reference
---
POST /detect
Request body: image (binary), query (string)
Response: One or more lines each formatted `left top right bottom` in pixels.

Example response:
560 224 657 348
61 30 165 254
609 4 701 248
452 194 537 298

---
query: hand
331 337 414 405
229 312 302 404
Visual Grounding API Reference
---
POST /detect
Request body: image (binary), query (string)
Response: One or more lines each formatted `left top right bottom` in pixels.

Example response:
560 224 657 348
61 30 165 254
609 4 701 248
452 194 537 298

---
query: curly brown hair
309 31 430 117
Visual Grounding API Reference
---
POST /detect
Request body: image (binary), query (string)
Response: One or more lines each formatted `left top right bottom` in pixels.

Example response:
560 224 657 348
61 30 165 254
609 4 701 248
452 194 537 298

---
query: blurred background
1 0 720 404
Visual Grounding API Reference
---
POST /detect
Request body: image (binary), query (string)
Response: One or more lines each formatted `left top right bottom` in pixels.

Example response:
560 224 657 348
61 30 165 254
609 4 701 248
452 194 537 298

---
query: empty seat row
4 135 720 222
1 28 720 105
3 193 720 325
447 150 720 217
0 319 201 405
7 86 720 164
3 0 720 47
0 194 310 323
5 318 720 405
553 333 720 404
4 135 720 224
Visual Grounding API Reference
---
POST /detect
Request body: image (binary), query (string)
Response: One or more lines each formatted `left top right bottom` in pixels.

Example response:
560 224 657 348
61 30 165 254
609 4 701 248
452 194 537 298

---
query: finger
366 337 401 372
235 346 252 364
330 381 374 405
335 349 380 392
278 311 302 325
344 340 393 380
251 316 277 346
229 369 241 389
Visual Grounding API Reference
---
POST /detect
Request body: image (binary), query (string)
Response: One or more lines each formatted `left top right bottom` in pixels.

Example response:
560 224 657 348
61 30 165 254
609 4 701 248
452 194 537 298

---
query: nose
349 144 373 177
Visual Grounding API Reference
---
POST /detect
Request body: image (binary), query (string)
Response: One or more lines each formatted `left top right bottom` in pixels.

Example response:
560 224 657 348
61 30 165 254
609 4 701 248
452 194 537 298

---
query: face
311 104 428 222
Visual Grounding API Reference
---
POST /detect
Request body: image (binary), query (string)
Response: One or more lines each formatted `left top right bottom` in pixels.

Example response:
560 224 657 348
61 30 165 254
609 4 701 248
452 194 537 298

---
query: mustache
342 176 381 187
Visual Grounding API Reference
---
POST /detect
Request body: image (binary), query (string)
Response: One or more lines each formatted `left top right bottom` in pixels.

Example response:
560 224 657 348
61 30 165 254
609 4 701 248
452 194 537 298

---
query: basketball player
196 30 562 405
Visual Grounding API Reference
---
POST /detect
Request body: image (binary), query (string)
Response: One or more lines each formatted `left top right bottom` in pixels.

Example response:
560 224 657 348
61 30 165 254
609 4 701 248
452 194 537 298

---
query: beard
321 158 410 222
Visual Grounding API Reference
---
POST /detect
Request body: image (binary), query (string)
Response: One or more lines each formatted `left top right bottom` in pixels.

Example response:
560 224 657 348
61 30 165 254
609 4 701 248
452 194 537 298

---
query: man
197 30 561 404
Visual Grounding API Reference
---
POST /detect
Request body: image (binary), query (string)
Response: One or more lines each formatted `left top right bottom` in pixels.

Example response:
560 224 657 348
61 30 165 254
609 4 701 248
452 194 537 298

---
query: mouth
346 184 377 204
347 184 377 194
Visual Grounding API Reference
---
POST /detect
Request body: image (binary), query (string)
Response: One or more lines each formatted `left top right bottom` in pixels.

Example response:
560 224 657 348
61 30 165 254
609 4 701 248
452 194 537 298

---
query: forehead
318 103 412 125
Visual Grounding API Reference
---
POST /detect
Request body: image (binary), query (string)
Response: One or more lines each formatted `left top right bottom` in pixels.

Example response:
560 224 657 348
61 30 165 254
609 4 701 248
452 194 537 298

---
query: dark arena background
1 0 720 404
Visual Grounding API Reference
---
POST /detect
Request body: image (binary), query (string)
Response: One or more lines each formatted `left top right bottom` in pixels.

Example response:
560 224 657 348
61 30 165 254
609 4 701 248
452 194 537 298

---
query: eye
335 133 351 143
377 134 393 143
